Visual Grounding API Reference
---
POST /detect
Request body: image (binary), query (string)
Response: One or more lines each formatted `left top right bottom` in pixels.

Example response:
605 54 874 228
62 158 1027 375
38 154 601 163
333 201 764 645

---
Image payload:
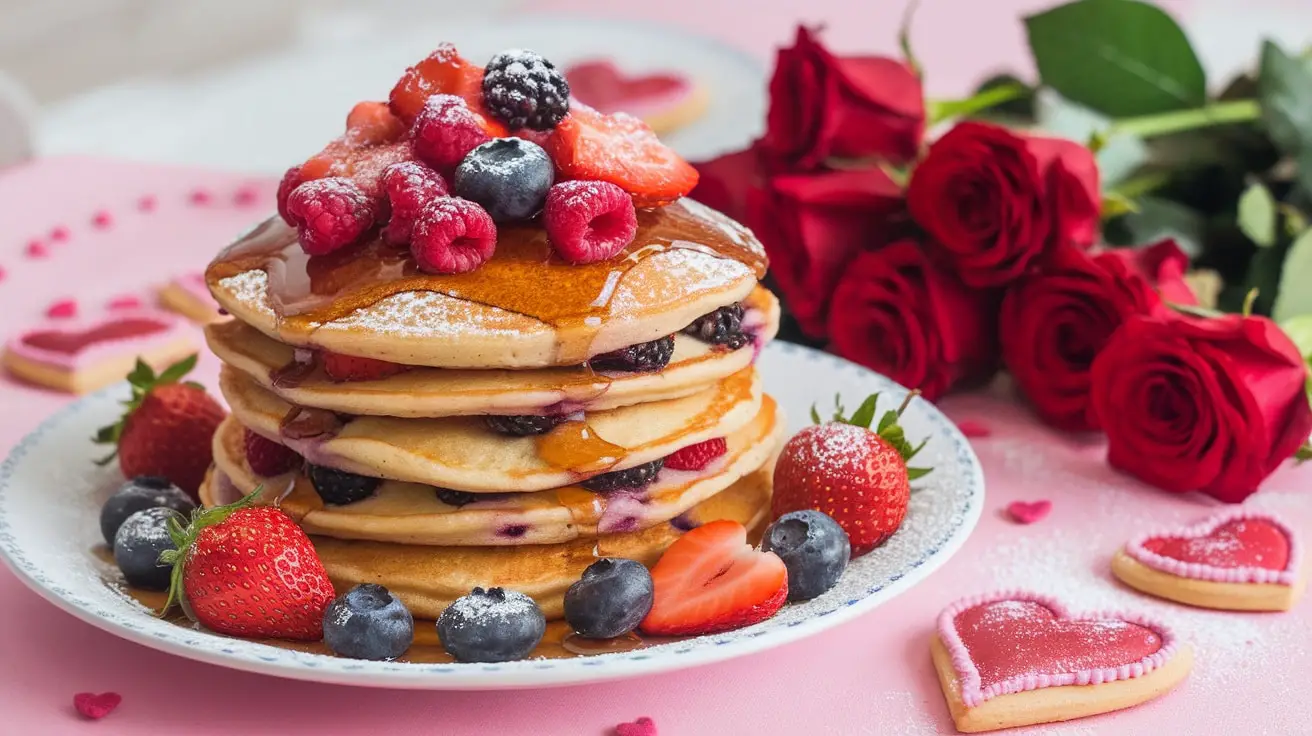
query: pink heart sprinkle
50 226 70 242
138 195 158 212
189 188 213 205
615 717 657 736
91 210 114 229
1006 500 1052 525
0 265 6 282
46 298 78 319
957 419 992 438
73 692 122 720
107 294 143 310
25 239 47 259
234 186 261 206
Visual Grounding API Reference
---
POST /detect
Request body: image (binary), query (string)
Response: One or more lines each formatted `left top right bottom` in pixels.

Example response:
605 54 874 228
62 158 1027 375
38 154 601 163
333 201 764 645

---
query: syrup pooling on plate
205 200 767 364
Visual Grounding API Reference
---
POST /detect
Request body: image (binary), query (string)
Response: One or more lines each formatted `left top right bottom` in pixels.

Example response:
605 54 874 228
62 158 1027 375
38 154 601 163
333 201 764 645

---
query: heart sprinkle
234 186 261 207
45 298 78 319
73 692 122 720
1006 500 1051 525
956 419 992 438
25 239 48 259
91 210 114 229
138 195 158 212
107 294 143 310
50 225 70 242
615 717 657 736
189 188 213 205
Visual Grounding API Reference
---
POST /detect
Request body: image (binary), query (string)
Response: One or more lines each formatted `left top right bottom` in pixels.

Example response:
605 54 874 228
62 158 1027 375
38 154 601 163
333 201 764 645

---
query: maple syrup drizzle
535 421 625 473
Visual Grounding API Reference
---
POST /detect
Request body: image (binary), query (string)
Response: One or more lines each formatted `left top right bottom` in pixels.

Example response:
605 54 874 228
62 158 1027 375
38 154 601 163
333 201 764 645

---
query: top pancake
206 199 767 369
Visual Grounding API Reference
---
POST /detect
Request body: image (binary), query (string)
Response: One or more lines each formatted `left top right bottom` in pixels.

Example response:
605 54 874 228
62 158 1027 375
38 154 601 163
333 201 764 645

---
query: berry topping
321 351 412 382
761 510 851 601
285 177 379 256
435 488 478 507
308 464 382 505
564 558 654 639
590 335 675 373
683 304 750 349
640 520 787 636
455 137 554 222
323 583 415 661
243 429 301 477
99 476 196 546
436 587 547 663
410 197 498 274
345 101 405 145
772 393 931 556
161 494 336 641
113 507 183 591
481 49 571 131
545 102 698 207
411 94 494 172
581 459 664 492
663 437 728 472
388 44 492 126
483 414 567 436
381 161 448 244
276 167 305 225
544 180 638 264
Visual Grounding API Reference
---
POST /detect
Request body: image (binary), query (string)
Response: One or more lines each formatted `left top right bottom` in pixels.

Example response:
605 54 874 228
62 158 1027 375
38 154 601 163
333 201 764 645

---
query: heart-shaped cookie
565 60 708 135
1112 510 1305 611
932 591 1192 733
3 309 196 394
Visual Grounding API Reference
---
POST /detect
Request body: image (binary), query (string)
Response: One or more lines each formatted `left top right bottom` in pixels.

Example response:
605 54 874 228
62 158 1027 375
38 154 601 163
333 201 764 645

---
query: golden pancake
206 287 779 418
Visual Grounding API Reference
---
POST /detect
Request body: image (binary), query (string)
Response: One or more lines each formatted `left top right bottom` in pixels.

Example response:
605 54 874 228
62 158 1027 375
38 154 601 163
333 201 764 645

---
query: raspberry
345 101 405 145
285 177 379 255
683 304 750 349
482 49 571 131
410 197 497 274
307 464 381 505
411 94 492 171
590 336 674 372
581 459 664 492
544 180 637 264
276 166 304 225
484 414 567 436
244 429 301 476
664 437 728 471
381 161 448 244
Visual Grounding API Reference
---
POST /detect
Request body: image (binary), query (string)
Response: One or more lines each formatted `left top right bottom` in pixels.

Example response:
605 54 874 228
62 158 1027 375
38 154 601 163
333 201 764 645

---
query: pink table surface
2 154 1310 734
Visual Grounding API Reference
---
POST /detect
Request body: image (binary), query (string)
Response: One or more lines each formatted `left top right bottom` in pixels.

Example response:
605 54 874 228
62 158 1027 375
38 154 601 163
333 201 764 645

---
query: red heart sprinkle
73 692 122 720
91 210 114 229
138 195 158 212
615 717 657 736
189 188 213 205
956 419 992 438
234 186 261 206
0 265 6 282
46 298 78 319
50 226 70 242
25 239 48 259
107 294 143 310
1007 500 1052 525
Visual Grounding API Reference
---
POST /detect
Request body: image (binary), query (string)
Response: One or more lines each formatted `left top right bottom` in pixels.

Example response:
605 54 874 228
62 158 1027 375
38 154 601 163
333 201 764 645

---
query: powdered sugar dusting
443 588 540 630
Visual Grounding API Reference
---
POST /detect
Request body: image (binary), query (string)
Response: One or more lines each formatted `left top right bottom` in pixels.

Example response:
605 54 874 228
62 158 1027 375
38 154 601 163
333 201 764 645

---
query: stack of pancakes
197 198 784 620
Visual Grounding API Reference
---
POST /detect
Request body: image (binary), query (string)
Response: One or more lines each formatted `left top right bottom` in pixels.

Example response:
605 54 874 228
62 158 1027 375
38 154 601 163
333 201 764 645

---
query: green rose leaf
1034 90 1147 187
1025 0 1206 118
1273 230 1312 323
1238 182 1278 247
1258 41 1312 156
1281 314 1312 360
1104 197 1205 255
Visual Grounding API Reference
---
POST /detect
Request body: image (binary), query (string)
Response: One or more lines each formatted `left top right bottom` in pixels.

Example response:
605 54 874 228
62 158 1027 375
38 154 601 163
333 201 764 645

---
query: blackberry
581 459 664 492
683 304 750 349
435 488 478 507
484 414 567 436
590 336 675 373
307 464 381 505
482 49 570 131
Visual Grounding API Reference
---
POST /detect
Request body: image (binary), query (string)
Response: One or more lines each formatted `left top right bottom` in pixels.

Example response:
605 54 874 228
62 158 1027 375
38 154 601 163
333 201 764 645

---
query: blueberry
323 584 415 661
580 459 664 492
563 558 654 639
760 510 850 601
307 464 381 505
436 587 546 663
483 414 567 436
435 488 478 507
99 475 195 545
113 507 183 591
454 138 554 222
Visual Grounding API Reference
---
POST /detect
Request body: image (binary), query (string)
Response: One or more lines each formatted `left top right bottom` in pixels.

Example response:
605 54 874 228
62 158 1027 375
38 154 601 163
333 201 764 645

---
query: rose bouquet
694 0 1312 502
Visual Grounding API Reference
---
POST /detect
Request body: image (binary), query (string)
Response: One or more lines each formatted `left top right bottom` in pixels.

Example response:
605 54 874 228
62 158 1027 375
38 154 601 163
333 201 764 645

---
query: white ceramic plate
0 342 983 690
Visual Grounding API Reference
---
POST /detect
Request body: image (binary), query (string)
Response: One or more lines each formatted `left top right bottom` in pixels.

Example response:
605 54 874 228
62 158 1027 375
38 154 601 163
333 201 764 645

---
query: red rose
1108 237 1198 307
759 26 924 170
828 240 999 401
908 123 1100 287
1001 241 1193 431
1090 312 1312 502
746 168 904 338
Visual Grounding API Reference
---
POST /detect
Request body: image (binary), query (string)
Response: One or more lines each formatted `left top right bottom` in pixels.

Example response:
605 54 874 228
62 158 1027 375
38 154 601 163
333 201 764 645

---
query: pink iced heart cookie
1005 499 1051 524
2 309 196 394
565 60 708 136
1112 510 1305 612
157 271 226 324
931 591 1192 733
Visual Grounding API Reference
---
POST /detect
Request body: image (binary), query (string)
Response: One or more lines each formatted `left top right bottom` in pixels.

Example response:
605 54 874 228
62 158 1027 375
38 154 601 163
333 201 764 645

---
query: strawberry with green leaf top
93 355 226 499
773 391 931 556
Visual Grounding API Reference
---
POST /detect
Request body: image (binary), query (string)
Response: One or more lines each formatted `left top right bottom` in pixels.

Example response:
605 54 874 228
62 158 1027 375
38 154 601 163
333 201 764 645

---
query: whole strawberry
771 392 932 556
160 492 335 641
94 356 225 499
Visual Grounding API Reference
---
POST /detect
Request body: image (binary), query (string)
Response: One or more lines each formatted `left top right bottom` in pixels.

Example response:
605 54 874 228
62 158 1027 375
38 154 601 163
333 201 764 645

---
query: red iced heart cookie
614 716 657 736
1005 499 1050 524
565 60 706 135
932 591 1191 732
1113 510 1305 612
73 692 122 720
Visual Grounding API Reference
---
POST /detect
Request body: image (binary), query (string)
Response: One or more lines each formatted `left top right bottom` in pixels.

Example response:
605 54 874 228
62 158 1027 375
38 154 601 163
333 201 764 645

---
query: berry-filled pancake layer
198 465 775 621
206 287 779 418
220 365 762 493
206 199 766 369
209 396 781 546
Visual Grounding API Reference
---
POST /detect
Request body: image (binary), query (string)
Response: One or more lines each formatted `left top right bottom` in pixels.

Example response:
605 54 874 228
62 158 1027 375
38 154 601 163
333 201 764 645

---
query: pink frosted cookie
565 60 708 136
931 591 1192 733
157 271 225 324
1112 510 1305 611
2 309 196 394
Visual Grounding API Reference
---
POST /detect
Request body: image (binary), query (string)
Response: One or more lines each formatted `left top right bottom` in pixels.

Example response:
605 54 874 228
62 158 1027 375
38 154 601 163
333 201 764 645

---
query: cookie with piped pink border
157 271 226 324
1111 510 1305 612
2 309 196 394
931 591 1192 733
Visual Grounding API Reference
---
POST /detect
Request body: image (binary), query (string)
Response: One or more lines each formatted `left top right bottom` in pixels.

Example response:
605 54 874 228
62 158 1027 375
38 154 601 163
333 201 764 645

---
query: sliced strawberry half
345 101 406 145
388 43 506 138
546 102 699 207
321 351 411 382
640 520 787 636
